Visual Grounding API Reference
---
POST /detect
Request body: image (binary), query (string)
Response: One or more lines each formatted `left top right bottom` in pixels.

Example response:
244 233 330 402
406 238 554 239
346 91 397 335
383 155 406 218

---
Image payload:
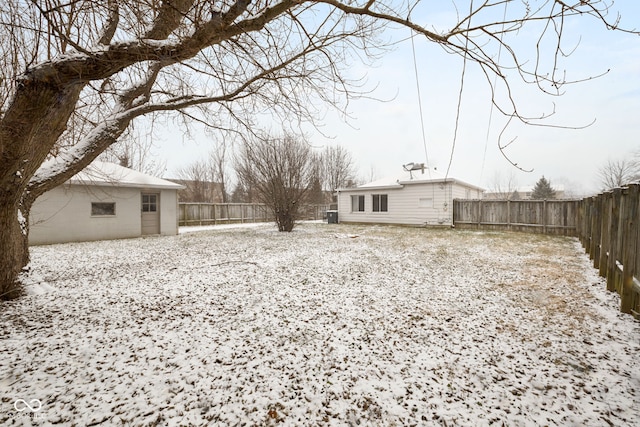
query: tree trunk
275 209 296 232
0 193 30 300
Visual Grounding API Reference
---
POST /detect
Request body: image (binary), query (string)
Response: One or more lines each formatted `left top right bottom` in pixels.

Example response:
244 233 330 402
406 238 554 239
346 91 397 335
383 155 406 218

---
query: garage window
91 202 116 216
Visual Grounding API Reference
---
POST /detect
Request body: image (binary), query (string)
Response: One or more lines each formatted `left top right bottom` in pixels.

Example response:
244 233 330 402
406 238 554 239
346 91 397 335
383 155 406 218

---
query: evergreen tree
531 176 556 199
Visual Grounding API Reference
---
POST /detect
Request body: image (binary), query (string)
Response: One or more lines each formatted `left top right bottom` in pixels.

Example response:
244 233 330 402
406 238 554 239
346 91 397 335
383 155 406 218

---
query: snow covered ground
1 223 639 426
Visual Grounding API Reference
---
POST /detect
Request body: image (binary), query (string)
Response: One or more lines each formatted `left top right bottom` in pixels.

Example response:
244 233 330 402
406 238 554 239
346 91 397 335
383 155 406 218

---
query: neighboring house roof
339 168 485 192
68 161 184 190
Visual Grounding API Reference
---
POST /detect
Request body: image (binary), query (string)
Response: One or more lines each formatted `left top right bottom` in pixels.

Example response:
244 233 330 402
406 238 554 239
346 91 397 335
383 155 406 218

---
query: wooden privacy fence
454 192 640 318
453 199 579 236
179 203 269 226
576 184 640 319
179 203 330 226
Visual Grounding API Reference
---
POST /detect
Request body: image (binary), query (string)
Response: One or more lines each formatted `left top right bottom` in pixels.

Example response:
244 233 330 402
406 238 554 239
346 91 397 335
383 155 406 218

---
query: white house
336 165 484 226
29 162 184 245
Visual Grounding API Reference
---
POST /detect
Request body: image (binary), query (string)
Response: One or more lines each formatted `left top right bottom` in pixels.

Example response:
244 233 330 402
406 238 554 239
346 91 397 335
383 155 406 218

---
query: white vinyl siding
419 198 433 208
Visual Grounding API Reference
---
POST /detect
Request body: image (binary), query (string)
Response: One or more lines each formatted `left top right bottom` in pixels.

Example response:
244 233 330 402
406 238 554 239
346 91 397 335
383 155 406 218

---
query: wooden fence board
453 199 578 236
621 185 639 314
598 192 612 278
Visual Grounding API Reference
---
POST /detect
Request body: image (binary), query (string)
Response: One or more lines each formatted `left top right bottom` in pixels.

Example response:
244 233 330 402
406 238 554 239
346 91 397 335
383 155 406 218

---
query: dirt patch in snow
1 223 639 426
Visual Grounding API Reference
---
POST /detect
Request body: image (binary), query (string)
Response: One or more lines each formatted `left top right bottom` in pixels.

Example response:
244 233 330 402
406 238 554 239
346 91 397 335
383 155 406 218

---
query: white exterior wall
29 184 179 245
337 181 482 226
451 183 483 201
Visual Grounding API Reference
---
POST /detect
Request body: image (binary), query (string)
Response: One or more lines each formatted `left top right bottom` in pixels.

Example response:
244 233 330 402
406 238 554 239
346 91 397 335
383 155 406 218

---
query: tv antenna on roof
403 162 425 179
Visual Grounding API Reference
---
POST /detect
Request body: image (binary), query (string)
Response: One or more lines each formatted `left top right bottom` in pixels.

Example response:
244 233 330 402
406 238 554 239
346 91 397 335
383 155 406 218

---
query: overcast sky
157 1 640 197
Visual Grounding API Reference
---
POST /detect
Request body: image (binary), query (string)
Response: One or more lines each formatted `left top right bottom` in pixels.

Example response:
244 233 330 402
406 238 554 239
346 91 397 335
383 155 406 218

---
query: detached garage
29 162 184 245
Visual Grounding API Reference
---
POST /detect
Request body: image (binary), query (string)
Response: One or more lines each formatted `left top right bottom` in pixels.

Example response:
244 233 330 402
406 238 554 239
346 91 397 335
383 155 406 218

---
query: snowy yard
1 223 639 426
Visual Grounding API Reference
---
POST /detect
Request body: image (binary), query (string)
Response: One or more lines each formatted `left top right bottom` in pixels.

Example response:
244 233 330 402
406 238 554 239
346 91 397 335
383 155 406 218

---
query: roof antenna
403 162 425 179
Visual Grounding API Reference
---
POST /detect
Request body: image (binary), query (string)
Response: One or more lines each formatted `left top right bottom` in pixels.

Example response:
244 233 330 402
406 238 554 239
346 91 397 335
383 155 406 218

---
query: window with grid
142 194 157 212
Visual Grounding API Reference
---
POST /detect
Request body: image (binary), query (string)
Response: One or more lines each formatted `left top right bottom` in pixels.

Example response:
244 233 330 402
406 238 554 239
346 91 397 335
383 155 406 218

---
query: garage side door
141 193 160 235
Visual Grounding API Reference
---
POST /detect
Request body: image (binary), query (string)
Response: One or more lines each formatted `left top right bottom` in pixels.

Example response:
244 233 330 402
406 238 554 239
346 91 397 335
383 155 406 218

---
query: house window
419 198 434 208
91 202 116 216
351 195 364 212
142 194 158 212
372 194 388 212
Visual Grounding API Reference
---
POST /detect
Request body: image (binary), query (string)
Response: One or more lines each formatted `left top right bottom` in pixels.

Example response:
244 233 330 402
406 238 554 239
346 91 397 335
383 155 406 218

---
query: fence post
578 199 586 245
212 204 216 224
591 195 602 268
599 192 612 278
579 198 587 247
582 198 589 248
607 188 623 292
575 199 582 240
586 197 593 251
584 197 594 255
621 184 639 314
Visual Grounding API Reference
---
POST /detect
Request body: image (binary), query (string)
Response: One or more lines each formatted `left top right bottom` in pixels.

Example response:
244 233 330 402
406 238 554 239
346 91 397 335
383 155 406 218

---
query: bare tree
487 170 520 200
99 127 167 177
0 1 636 297
322 145 356 192
357 164 380 186
210 141 230 203
175 160 217 202
235 134 314 232
598 157 640 190
175 142 229 202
